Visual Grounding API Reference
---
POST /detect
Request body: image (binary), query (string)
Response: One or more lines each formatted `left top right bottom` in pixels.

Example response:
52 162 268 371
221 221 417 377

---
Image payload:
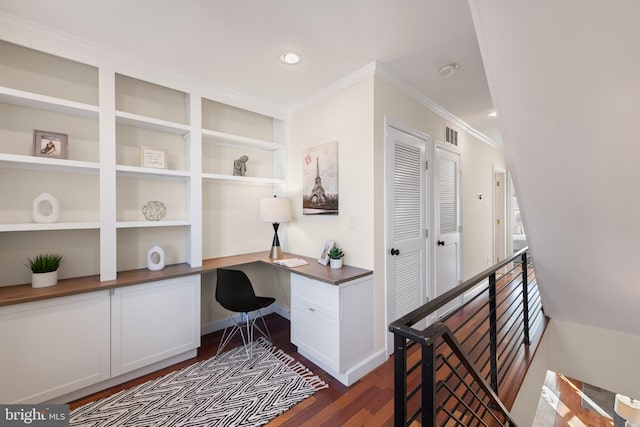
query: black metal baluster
489 272 498 393
422 341 436 427
522 251 531 345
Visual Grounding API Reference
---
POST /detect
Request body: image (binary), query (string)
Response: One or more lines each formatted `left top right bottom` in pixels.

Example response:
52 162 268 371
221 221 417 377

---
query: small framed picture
317 240 335 266
140 145 168 169
33 130 68 159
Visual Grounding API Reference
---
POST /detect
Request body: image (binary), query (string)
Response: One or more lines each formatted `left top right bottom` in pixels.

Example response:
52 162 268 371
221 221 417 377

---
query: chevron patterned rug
70 338 328 427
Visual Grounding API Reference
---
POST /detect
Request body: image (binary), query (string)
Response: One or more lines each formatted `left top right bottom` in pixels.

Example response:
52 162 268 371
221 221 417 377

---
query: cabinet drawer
291 274 339 317
291 304 339 372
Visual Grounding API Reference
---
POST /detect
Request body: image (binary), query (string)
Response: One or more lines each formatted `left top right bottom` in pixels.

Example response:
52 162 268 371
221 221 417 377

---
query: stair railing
389 248 541 427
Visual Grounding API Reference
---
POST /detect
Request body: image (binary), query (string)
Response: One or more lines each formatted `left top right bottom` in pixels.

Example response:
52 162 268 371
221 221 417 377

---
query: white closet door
386 125 428 352
435 145 461 317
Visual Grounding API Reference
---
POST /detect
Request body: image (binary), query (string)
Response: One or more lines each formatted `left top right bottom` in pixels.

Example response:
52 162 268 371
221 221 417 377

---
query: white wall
469 0 640 336
512 319 640 426
287 78 375 269
458 135 506 278
373 76 506 302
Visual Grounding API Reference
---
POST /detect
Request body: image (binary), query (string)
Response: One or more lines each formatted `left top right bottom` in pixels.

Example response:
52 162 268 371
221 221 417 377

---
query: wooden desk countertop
0 251 372 307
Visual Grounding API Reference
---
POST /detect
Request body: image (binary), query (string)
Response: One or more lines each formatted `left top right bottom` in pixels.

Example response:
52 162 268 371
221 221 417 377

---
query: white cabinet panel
0 292 110 404
339 279 375 370
111 276 201 376
290 273 374 385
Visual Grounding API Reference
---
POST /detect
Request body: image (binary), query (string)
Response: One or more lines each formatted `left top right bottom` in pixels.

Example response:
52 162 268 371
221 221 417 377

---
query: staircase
389 249 546 426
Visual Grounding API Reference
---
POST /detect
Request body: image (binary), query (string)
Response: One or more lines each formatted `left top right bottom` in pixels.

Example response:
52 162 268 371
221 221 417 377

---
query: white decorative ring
147 245 166 271
33 193 59 224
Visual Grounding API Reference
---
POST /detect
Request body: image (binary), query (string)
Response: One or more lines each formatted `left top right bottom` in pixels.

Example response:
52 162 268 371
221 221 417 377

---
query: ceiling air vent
445 126 458 146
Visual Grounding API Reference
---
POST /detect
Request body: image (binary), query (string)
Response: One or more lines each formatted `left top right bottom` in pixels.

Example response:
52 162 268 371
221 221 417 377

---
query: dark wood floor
534 371 615 427
70 307 547 426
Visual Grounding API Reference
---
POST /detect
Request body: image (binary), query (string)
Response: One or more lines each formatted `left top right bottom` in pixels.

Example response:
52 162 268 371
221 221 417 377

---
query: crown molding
287 59 497 146
287 62 377 114
374 63 498 147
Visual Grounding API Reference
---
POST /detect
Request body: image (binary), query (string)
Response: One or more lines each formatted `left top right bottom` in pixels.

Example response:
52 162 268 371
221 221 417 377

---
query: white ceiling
0 0 500 143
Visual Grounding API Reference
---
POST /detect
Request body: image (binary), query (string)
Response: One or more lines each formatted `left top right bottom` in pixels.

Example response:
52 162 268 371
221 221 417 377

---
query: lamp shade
259 197 291 223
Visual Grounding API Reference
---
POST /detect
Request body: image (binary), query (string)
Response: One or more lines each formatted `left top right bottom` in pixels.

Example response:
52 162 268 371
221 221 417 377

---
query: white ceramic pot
330 258 343 269
31 271 58 288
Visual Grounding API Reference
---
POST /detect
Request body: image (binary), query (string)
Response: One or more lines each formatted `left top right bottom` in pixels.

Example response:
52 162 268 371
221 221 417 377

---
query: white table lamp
259 196 292 259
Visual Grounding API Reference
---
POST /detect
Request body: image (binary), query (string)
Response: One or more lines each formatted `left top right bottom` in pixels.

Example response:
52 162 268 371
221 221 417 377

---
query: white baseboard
297 348 387 387
200 303 290 336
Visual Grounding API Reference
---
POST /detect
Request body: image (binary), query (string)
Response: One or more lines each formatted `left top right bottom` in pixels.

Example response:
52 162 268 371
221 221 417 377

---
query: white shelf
0 41 286 285
0 222 101 232
116 111 190 135
116 220 191 229
0 153 100 174
0 86 99 119
202 129 282 151
116 165 190 179
201 173 284 185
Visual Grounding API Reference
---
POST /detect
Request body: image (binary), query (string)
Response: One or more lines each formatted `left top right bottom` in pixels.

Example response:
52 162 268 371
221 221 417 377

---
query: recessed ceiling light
280 52 301 65
488 111 497 117
438 62 459 77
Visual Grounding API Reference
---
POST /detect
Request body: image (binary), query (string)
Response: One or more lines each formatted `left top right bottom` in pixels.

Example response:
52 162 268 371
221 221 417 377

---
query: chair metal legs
216 310 273 359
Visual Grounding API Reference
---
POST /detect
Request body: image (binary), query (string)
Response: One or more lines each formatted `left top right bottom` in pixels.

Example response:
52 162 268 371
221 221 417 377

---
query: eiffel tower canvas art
302 140 339 215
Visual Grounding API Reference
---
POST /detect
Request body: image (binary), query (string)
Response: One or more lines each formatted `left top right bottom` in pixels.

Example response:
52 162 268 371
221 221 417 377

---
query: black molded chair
215 268 276 358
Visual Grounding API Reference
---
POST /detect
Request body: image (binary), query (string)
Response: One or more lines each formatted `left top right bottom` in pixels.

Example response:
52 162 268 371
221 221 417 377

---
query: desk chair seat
216 268 276 359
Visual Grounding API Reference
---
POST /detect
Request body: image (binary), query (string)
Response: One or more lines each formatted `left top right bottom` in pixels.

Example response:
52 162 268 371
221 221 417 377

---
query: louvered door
386 126 428 352
435 145 461 317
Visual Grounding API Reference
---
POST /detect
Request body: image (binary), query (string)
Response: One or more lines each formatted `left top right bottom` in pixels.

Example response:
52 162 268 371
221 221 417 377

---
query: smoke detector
438 63 459 77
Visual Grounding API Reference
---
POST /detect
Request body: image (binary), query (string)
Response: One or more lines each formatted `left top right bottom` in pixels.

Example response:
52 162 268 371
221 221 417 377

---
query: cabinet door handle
308 307 315 312
437 240 445 246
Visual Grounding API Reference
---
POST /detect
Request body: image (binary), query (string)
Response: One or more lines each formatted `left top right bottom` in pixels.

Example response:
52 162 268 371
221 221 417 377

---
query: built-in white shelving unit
116 220 191 229
201 173 284 185
115 165 191 179
202 129 282 151
0 153 100 174
0 86 99 119
116 111 190 135
0 38 286 286
0 222 102 232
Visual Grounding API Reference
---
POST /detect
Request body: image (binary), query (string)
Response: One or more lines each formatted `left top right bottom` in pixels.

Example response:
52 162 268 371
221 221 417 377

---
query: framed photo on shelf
317 240 335 266
33 130 68 159
140 145 168 169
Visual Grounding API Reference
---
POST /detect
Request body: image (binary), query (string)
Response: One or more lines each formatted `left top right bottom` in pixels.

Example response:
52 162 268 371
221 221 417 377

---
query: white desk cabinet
0 291 111 404
291 273 374 386
111 275 201 376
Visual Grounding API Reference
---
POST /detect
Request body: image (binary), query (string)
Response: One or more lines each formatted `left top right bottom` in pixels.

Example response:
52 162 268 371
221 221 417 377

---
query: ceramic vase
330 258 343 269
147 245 166 271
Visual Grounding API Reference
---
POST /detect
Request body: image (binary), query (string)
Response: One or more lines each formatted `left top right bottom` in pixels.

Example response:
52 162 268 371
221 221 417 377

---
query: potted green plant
328 247 344 269
26 253 63 288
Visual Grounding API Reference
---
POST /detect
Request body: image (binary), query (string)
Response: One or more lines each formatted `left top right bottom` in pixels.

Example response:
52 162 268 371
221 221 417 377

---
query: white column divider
99 69 117 280
188 94 203 267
